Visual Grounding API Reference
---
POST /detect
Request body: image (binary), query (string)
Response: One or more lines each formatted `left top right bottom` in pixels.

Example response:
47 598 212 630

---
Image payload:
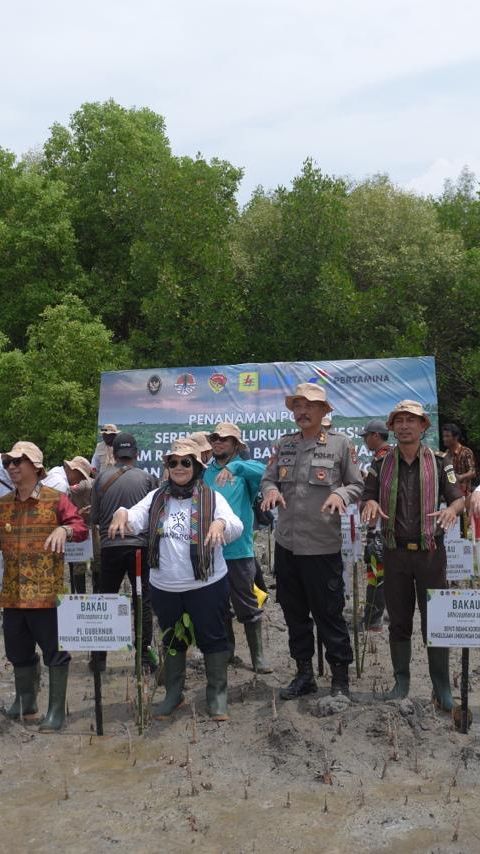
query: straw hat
386 400 431 430
4 441 46 478
64 456 92 480
209 422 247 449
188 432 212 453
101 423 119 434
285 382 333 413
164 439 207 468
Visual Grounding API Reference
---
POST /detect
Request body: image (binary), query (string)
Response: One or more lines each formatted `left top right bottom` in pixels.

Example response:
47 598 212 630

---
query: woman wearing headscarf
109 439 243 721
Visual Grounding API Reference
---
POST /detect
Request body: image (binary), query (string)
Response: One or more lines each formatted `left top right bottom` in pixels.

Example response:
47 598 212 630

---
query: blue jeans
150 575 229 655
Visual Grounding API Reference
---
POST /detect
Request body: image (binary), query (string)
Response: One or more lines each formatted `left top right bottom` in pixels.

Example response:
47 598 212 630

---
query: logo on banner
238 372 259 392
147 375 162 395
308 367 329 385
208 373 228 393
174 373 196 396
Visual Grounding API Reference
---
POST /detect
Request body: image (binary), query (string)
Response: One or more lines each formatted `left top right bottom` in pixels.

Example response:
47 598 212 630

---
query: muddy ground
1 544 480 854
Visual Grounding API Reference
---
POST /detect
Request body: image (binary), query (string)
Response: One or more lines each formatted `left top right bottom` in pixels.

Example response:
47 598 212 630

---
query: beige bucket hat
188 432 212 453
164 439 207 468
64 456 92 480
386 400 431 430
3 441 46 477
285 382 333 413
209 422 247 448
101 423 119 434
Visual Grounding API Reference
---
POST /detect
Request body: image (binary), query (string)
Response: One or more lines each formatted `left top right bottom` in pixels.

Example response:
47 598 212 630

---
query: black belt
390 536 444 551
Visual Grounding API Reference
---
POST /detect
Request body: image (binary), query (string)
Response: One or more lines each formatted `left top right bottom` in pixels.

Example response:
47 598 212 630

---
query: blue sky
2 0 480 203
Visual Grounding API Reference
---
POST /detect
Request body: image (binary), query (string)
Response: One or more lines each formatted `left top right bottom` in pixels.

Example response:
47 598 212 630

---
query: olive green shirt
261 430 364 555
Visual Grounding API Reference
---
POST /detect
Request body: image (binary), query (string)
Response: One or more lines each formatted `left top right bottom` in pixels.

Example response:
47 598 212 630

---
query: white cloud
1 0 480 200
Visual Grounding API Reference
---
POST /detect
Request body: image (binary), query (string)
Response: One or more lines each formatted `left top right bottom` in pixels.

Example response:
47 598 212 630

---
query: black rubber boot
38 664 69 732
244 620 273 674
7 661 40 719
204 651 229 721
385 640 411 700
154 651 186 719
279 660 317 700
330 663 350 698
428 647 454 711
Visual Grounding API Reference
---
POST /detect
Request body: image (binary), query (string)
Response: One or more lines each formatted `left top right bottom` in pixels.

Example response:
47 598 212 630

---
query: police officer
361 400 464 709
261 383 364 699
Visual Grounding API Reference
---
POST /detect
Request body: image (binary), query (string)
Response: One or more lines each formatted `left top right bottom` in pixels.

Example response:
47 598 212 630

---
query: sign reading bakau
427 589 480 647
57 594 133 652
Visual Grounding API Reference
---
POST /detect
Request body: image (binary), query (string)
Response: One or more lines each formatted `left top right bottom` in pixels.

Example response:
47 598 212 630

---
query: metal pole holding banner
135 548 144 734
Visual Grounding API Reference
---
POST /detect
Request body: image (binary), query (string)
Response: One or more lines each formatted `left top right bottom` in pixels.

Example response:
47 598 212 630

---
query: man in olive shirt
361 400 464 710
261 383 364 699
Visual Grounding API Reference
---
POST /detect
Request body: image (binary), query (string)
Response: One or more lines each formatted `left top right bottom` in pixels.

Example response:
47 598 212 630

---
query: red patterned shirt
0 484 88 608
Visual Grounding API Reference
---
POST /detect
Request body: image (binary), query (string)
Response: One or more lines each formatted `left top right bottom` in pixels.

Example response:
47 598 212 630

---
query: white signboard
57 594 133 651
444 516 461 542
446 539 474 582
64 534 93 563
427 589 480 647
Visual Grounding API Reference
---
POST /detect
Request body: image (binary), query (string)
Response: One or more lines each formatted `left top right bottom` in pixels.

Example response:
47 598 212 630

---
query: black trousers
383 544 447 643
97 546 153 659
3 608 71 668
275 543 353 667
150 575 229 654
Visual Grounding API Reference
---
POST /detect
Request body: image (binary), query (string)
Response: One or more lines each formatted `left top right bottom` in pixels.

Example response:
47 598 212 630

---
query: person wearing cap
91 424 120 475
43 457 93 594
203 423 272 674
261 382 364 699
360 420 391 632
188 432 213 465
361 400 464 709
108 439 243 721
90 432 157 672
0 441 88 731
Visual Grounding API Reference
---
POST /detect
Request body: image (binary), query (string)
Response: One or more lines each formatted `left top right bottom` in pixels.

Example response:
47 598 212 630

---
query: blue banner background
98 357 438 477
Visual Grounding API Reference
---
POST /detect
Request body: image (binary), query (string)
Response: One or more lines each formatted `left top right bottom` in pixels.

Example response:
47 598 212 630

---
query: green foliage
0 99 479 459
0 295 121 464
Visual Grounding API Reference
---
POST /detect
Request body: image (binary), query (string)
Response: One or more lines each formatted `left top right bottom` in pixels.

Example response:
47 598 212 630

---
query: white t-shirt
42 466 69 493
124 489 243 593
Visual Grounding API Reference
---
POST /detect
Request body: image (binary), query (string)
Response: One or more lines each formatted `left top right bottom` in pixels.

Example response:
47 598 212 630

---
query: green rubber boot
427 647 454 712
7 661 41 719
154 651 186 719
39 664 69 732
204 651 229 721
385 640 411 700
244 620 273 674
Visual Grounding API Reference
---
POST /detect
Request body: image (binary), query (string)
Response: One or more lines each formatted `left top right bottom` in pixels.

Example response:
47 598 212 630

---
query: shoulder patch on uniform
447 470 457 483
444 463 454 471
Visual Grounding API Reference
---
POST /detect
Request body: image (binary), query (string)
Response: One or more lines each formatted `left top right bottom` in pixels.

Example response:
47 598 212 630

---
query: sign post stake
351 515 361 679
461 647 470 734
135 549 144 735
93 655 104 736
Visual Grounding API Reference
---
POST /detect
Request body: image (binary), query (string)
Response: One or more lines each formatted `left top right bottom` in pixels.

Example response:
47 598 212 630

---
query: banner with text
98 357 438 477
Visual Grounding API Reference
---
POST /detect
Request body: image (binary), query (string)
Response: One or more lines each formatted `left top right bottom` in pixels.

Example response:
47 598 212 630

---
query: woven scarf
147 480 216 581
379 445 439 551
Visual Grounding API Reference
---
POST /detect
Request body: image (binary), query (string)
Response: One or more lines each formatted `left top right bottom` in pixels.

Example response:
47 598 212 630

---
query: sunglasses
2 455 28 467
166 458 193 469
209 435 230 443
